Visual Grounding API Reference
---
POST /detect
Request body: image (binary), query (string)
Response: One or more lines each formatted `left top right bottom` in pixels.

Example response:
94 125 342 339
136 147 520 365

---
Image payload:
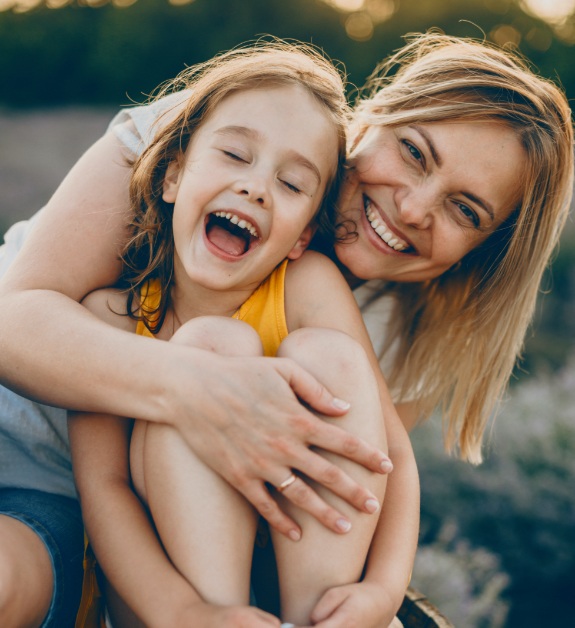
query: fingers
308 419 393 475
237 481 302 542
278 358 351 418
273 474 355 534
279 359 392 474
290 452 382 517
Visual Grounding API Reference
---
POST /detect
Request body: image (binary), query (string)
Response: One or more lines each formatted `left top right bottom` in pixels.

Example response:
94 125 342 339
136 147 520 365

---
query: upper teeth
364 199 407 251
213 212 259 238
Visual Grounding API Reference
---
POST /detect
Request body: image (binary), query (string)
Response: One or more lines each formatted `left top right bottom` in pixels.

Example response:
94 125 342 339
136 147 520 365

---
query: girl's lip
202 209 262 262
362 194 417 254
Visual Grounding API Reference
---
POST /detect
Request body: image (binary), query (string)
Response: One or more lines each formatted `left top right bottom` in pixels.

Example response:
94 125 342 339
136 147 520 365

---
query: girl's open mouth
205 211 261 257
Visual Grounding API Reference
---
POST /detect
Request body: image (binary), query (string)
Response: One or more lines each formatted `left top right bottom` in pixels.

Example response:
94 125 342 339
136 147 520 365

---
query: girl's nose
234 173 271 207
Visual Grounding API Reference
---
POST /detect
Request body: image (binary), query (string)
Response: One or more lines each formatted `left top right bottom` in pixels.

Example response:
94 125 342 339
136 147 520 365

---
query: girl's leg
130 317 263 607
271 328 388 625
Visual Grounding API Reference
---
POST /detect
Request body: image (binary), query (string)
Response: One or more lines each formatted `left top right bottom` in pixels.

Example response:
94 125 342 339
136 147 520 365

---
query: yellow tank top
136 259 289 356
76 260 289 626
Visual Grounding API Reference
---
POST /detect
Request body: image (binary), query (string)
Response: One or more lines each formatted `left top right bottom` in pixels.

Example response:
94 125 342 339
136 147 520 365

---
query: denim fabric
0 488 84 627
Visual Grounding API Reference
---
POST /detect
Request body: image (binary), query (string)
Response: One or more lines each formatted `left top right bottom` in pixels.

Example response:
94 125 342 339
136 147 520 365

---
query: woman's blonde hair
353 32 574 463
122 39 349 331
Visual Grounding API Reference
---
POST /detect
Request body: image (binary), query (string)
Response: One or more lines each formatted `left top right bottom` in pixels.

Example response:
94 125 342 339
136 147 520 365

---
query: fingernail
289 529 301 542
332 397 351 410
380 458 393 473
336 518 352 533
365 498 380 514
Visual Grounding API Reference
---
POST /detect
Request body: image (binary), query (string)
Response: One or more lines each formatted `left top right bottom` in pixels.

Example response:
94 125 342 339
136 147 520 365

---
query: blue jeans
0 488 84 627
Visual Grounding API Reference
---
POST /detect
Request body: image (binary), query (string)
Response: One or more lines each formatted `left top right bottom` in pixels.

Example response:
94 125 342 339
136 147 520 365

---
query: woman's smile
336 120 526 282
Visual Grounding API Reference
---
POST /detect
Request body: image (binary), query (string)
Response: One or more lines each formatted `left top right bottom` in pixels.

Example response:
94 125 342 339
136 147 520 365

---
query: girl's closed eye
280 178 302 194
218 145 251 163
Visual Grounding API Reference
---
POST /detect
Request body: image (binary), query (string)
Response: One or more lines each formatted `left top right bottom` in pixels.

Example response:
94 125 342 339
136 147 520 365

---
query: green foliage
412 357 575 625
0 0 574 107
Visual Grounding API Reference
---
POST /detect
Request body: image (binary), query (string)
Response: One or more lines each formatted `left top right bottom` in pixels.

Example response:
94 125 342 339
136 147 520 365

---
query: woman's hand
307 581 398 628
164 348 392 540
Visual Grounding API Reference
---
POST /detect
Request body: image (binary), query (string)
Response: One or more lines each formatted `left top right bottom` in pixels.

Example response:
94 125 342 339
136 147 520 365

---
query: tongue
207 224 246 256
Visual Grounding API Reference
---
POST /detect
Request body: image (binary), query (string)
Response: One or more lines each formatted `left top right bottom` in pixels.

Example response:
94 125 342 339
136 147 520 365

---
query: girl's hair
353 32 574 463
121 39 349 332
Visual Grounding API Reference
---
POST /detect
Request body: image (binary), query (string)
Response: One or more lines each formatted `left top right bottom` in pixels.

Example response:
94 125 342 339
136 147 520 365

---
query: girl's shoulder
284 250 359 331
81 288 136 332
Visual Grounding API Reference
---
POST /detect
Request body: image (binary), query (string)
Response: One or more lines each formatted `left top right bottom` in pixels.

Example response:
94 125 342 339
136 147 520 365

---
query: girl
67 43 417 627
0 33 572 628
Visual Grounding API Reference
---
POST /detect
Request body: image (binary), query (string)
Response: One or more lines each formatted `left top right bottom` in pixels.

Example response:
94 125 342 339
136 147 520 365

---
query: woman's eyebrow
215 125 322 184
411 124 495 221
411 124 442 166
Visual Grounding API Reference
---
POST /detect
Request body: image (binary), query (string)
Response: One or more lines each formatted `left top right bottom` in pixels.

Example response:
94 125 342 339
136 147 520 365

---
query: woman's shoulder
107 90 190 157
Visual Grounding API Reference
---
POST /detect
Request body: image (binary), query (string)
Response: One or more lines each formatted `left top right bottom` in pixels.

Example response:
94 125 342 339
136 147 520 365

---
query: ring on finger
277 473 297 493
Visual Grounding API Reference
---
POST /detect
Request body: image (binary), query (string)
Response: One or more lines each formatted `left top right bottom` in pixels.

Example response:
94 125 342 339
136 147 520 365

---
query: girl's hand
166 349 392 540
307 581 398 628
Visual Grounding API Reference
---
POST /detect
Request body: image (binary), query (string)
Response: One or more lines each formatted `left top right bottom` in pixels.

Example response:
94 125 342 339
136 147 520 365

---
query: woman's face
335 120 526 283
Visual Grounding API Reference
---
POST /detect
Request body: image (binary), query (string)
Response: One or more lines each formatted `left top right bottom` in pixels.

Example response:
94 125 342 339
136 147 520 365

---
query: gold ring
277 473 297 493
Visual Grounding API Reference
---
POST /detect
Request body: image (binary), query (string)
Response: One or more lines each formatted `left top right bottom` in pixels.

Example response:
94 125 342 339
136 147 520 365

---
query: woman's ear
286 225 315 260
162 161 182 203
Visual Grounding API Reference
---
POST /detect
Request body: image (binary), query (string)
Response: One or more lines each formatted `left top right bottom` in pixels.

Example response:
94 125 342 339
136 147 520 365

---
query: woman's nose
397 187 435 229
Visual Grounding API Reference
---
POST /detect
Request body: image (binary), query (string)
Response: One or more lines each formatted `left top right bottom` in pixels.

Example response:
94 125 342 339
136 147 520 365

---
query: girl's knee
279 328 385 444
279 328 373 379
171 316 263 357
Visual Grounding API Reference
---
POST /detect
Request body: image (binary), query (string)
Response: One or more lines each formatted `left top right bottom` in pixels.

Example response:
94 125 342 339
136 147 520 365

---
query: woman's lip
362 195 416 254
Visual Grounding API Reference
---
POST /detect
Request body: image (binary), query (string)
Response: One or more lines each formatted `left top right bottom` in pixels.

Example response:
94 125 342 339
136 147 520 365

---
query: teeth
214 212 259 238
364 198 407 252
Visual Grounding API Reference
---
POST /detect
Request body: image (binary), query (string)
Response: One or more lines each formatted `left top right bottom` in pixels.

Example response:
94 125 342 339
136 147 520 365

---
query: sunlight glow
521 0 575 24
327 0 365 11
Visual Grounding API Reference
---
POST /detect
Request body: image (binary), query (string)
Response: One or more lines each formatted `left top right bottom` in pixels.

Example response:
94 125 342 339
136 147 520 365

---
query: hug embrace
0 32 572 628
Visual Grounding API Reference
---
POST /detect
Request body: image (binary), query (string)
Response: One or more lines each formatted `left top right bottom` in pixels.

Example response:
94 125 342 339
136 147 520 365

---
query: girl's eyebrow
214 125 322 184
411 124 495 221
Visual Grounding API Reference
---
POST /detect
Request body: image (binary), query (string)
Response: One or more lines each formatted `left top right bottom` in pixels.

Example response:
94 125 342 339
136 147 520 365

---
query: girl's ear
162 161 182 203
286 225 315 260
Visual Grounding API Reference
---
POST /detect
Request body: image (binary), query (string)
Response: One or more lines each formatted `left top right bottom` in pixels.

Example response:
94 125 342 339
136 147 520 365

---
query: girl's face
164 84 339 300
335 120 526 283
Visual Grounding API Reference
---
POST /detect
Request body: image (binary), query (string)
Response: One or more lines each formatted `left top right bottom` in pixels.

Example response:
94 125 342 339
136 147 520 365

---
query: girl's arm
0 128 389 539
285 252 419 626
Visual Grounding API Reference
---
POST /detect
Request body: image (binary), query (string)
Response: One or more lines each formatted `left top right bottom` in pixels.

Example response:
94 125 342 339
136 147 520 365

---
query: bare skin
0 131 390 540
0 516 53 627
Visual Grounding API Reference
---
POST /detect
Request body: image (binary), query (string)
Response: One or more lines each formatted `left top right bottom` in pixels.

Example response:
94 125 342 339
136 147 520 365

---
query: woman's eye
456 202 480 228
402 140 424 166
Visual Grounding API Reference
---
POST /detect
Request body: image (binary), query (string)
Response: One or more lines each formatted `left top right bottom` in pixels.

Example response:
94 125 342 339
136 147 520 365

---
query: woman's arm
0 128 390 538
285 252 419 626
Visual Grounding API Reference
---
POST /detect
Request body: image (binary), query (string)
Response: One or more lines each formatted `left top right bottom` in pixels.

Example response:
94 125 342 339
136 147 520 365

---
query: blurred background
0 1 573 625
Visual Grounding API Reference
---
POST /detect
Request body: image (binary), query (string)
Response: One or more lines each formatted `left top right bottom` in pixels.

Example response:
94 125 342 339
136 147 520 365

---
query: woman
0 33 572 627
